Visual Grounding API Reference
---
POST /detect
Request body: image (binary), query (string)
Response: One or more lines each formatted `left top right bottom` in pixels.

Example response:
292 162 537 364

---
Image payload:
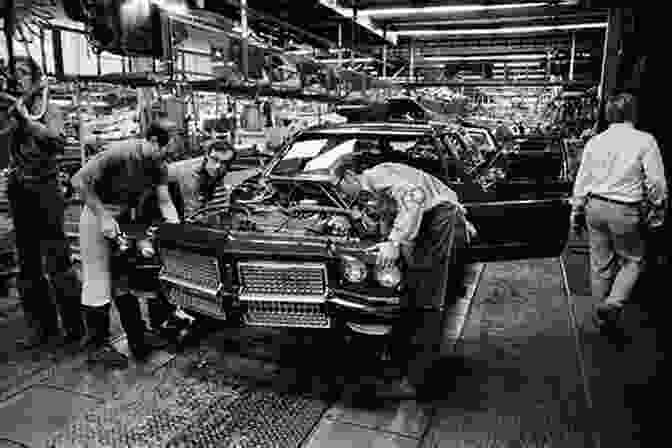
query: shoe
113 293 163 361
374 377 418 400
593 304 623 330
86 343 129 369
82 303 130 369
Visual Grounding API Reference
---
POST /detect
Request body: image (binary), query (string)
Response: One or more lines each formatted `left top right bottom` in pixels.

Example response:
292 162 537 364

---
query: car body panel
150 121 571 333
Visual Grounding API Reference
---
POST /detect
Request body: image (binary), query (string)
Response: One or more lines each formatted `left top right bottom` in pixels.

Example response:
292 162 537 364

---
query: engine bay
188 179 396 242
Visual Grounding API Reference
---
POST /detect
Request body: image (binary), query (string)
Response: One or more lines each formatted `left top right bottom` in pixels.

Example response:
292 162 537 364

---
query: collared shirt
572 122 668 210
359 162 463 245
71 139 168 208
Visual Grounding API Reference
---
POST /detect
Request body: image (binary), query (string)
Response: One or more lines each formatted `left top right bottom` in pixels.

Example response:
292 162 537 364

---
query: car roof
303 121 435 136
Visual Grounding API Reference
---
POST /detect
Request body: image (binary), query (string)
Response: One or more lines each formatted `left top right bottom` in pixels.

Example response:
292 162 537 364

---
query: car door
437 131 572 262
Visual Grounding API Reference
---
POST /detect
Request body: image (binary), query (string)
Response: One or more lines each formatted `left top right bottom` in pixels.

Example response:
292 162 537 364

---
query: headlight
340 255 368 283
137 239 155 258
375 265 402 288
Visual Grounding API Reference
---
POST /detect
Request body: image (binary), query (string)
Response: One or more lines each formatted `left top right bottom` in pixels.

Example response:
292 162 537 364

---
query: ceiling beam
385 12 608 30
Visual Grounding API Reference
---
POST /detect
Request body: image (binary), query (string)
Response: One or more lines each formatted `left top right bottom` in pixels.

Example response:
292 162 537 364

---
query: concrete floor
0 247 661 448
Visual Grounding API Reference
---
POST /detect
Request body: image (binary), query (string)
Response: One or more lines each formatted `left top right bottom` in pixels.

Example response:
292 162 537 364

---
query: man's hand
465 219 478 240
101 214 120 240
570 210 587 236
365 241 401 269
13 98 31 123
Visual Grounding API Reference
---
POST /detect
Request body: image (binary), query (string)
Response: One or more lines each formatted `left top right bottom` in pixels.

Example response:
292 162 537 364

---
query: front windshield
269 133 444 178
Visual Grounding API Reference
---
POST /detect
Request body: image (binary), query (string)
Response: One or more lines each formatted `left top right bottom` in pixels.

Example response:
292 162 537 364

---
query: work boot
83 303 129 369
113 293 168 361
146 291 175 332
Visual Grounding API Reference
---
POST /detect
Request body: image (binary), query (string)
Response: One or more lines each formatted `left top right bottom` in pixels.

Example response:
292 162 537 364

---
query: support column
241 0 249 79
382 45 388 78
599 8 623 100
338 23 343 66
409 40 415 82
569 31 576 81
351 1 358 65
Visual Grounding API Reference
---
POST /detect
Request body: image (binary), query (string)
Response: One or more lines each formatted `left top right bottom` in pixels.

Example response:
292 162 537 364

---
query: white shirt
572 122 667 209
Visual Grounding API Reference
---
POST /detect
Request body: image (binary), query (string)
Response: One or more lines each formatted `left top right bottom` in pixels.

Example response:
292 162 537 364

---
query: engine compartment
188 178 395 242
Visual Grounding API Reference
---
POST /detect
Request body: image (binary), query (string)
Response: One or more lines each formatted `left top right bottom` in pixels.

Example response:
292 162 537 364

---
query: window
270 133 445 179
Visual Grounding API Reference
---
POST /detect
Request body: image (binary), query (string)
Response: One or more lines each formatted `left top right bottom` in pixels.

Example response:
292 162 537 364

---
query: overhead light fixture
357 1 578 17
319 58 375 64
493 62 543 67
424 54 546 62
151 0 188 15
395 22 607 37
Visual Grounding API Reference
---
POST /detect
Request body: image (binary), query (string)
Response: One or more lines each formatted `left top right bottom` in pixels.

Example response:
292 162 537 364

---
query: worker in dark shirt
336 158 476 399
5 56 85 349
71 118 181 368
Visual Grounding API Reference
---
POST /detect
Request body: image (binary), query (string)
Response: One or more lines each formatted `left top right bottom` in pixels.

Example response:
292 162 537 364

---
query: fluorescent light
395 22 607 37
317 0 396 45
357 2 577 17
424 54 546 62
319 58 375 64
151 0 188 15
493 62 543 67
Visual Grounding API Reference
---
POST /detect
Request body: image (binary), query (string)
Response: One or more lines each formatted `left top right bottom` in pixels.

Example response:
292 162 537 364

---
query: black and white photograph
0 2 666 447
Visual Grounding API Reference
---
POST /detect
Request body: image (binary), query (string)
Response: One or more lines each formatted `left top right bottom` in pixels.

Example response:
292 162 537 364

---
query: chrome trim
238 292 326 303
236 261 328 297
346 322 392 336
243 313 331 329
331 289 400 305
159 272 221 298
329 297 369 310
237 239 326 247
159 249 222 289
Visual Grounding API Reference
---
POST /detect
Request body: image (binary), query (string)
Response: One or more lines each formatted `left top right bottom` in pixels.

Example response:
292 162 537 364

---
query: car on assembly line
141 121 571 349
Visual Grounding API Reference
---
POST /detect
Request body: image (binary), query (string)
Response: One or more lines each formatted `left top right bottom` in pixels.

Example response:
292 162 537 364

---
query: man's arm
156 184 180 224
71 158 108 219
571 138 594 213
642 136 668 226
388 186 426 245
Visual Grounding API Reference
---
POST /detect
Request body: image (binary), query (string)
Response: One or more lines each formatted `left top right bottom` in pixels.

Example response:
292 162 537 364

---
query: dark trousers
7 176 83 338
394 202 468 387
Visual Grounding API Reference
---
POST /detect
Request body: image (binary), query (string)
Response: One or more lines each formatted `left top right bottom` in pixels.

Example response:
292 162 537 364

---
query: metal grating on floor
165 389 327 448
45 360 328 448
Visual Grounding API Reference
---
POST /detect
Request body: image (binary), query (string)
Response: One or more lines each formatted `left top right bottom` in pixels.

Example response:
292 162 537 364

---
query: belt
587 193 641 207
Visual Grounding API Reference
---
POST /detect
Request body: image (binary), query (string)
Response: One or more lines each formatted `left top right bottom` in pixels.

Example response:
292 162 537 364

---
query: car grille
160 248 220 292
164 285 226 320
237 261 327 300
244 301 330 329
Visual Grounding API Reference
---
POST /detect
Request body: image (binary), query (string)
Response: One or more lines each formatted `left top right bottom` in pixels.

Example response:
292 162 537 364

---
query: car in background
151 122 572 350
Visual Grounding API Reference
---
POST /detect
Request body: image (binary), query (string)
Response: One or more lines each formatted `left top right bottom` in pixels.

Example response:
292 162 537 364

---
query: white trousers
79 204 126 307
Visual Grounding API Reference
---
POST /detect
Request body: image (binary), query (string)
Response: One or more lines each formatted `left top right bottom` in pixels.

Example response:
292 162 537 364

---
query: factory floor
0 238 662 447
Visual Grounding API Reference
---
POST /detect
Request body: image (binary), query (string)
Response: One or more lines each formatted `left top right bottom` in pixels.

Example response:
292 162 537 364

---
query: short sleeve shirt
9 102 64 181
71 139 168 208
